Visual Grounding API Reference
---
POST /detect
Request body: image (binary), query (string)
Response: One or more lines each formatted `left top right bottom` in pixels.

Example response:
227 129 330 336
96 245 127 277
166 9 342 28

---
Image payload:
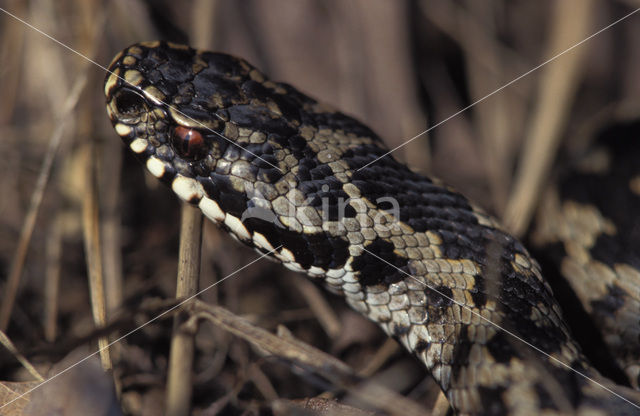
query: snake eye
171 126 207 160
111 89 148 121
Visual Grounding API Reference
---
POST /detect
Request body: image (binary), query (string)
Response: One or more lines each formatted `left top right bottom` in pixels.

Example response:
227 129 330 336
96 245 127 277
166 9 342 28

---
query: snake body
104 41 640 415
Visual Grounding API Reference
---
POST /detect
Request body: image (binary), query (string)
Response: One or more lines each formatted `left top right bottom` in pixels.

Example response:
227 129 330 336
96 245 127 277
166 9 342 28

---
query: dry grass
0 1 639 415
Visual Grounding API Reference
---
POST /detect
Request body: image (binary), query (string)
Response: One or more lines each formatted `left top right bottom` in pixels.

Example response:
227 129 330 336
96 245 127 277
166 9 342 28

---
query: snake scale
104 41 640 415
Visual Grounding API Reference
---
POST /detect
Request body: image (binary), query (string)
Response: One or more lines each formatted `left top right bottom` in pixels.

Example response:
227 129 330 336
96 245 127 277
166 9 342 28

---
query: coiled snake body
104 41 640 415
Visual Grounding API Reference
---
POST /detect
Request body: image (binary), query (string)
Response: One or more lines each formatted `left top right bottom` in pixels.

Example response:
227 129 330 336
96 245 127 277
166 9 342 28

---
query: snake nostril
112 88 148 121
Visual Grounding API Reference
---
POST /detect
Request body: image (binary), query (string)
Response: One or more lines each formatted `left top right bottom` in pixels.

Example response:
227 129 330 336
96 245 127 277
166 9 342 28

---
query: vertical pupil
182 130 192 153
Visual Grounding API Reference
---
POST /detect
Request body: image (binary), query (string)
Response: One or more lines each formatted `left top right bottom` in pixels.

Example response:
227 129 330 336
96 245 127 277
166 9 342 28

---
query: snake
103 41 640 415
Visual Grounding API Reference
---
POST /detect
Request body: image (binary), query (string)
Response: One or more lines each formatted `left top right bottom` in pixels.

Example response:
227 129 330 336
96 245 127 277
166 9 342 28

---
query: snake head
104 40 298 186
105 41 308 219
104 41 344 251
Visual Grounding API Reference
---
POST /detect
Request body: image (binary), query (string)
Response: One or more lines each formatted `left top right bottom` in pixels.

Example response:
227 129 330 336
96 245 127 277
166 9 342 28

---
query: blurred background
1 1 639 414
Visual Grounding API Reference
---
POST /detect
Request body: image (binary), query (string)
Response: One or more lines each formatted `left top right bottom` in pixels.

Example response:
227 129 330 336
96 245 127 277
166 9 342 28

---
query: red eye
171 126 207 159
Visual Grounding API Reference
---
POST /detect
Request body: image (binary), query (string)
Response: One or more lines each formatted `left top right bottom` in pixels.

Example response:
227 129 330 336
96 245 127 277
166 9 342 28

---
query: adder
104 41 640 415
